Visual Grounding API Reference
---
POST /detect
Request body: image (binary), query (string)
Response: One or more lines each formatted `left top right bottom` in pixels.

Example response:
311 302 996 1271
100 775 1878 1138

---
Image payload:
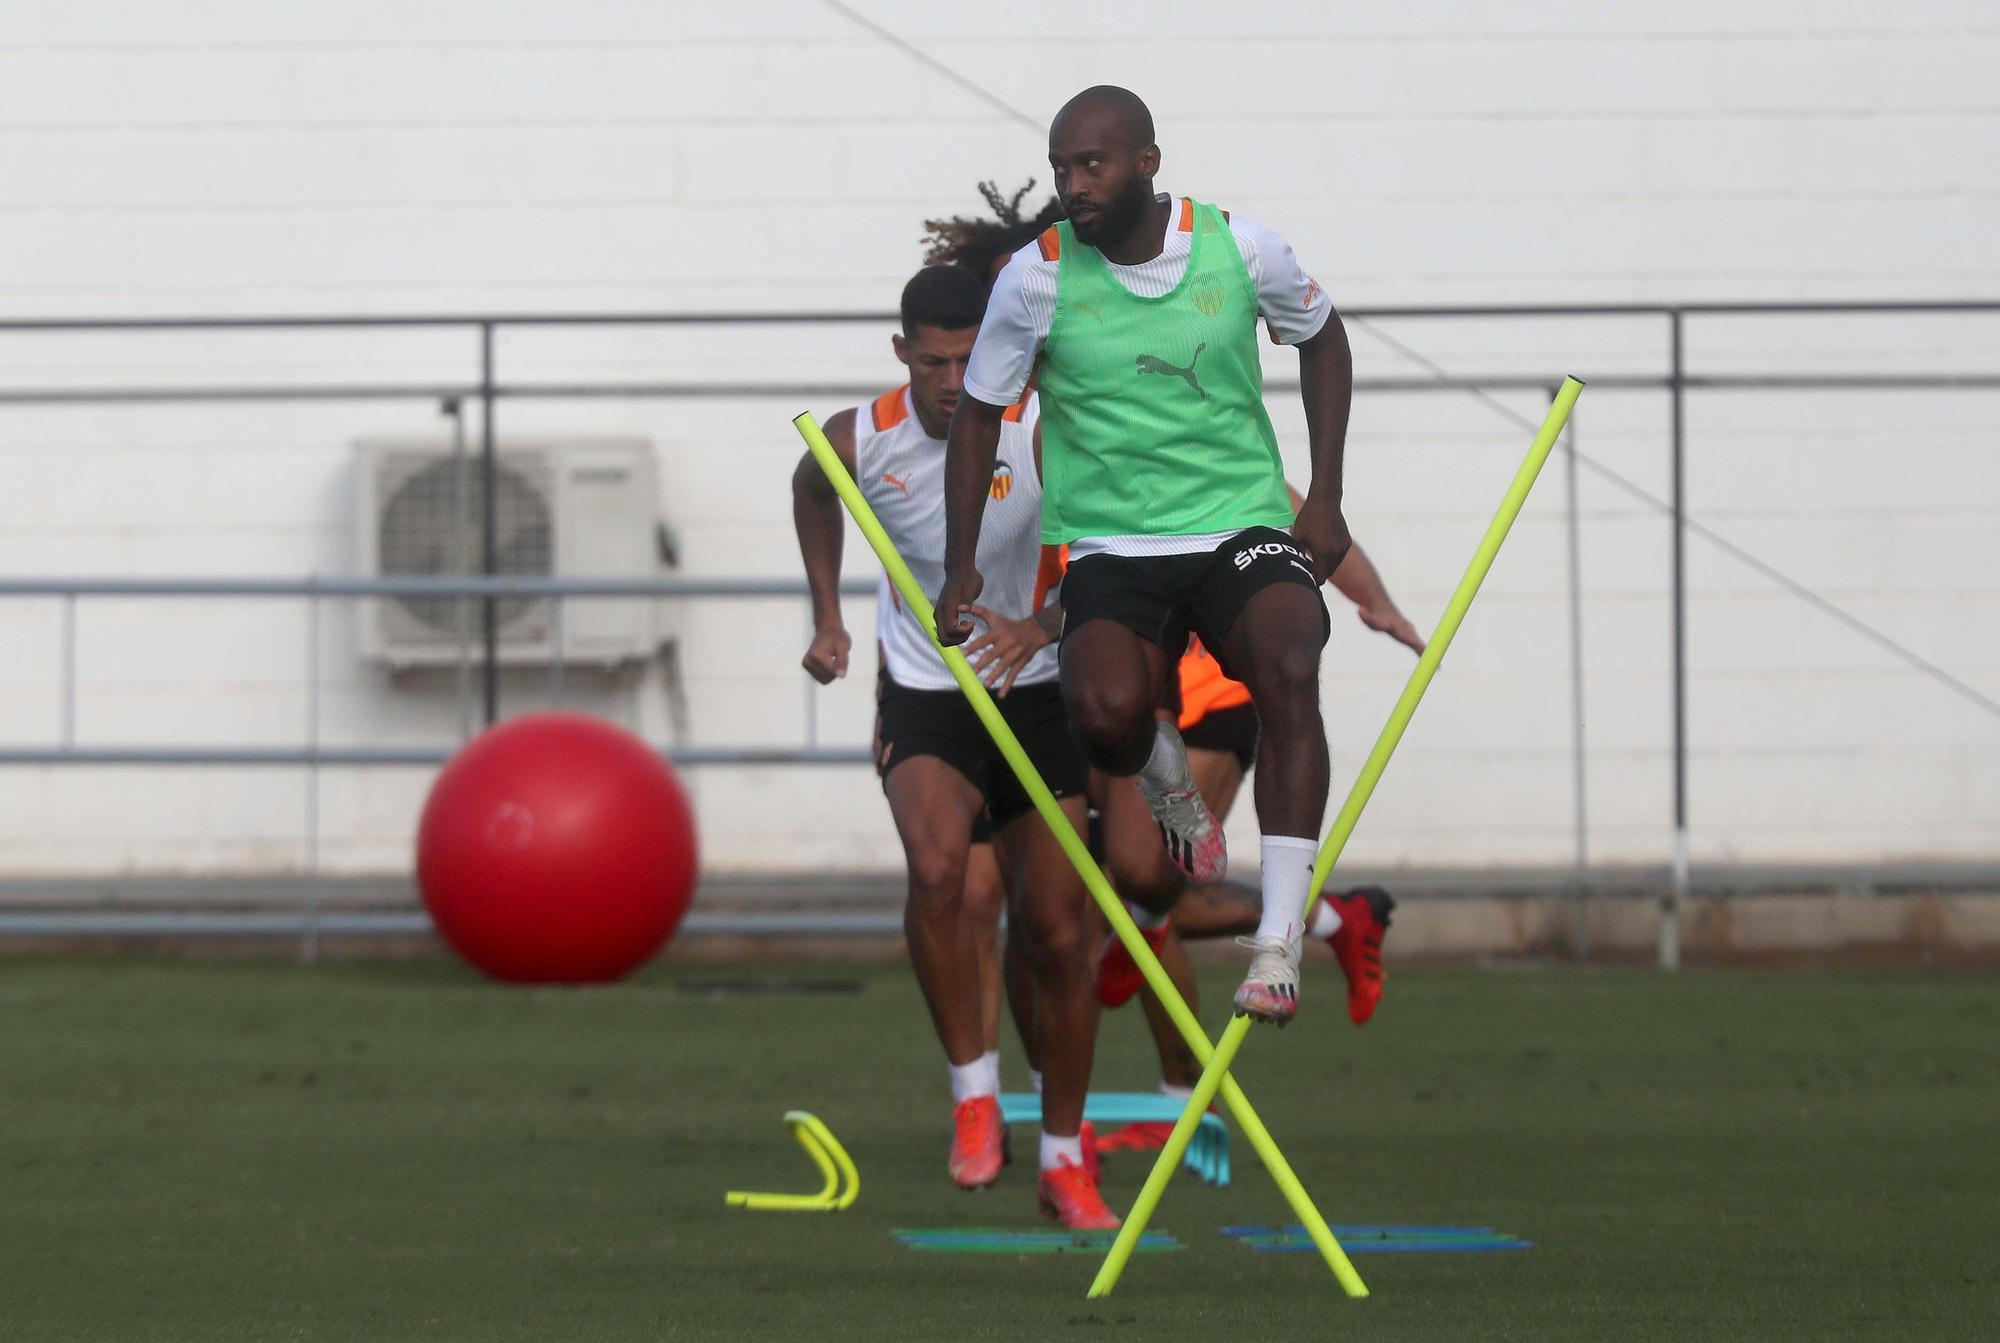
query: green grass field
4 956 1995 1340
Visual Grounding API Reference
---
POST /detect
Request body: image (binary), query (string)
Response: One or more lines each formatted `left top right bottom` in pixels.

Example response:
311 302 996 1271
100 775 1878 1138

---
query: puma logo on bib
1134 342 1207 399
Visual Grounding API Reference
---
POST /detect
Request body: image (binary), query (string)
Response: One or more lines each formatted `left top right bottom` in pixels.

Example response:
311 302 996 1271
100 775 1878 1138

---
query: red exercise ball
417 712 698 983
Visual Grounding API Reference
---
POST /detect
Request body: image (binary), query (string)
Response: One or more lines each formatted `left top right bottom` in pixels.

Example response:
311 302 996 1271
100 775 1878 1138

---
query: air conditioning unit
354 438 664 668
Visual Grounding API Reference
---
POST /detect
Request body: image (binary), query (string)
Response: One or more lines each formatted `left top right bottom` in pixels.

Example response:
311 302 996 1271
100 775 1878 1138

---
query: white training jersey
852 385 1055 692
963 194 1330 561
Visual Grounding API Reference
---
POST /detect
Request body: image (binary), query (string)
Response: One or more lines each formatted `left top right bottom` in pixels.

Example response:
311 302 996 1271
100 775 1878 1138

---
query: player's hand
1357 603 1427 656
934 567 984 647
963 605 1050 698
1290 494 1354 585
801 624 852 684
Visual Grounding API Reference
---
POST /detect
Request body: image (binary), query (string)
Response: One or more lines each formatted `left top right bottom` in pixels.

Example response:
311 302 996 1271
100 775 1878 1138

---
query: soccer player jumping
939 85 1354 1025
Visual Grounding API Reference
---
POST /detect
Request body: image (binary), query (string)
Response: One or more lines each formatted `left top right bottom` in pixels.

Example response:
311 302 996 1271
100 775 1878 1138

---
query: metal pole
1664 311 1687 971
59 594 77 748
479 322 499 727
443 396 473 741
303 579 321 966
1560 389 1590 959
802 606 818 749
551 597 565 706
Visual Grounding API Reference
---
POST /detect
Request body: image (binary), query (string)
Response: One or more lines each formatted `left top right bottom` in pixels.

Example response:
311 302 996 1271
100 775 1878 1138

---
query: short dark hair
923 180 1064 292
898 263 987 338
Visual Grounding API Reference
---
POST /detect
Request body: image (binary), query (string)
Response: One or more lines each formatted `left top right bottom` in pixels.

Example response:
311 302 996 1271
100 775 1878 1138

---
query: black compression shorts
875 678 1085 830
1059 526 1331 678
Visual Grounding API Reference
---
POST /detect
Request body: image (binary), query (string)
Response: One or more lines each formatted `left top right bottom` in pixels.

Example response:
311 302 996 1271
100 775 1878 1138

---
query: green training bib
1036 200 1294 544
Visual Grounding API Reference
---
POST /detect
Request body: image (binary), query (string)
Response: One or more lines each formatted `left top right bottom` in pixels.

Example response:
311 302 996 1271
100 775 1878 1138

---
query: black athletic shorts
1182 701 1260 771
1060 526 1332 679
875 678 1086 830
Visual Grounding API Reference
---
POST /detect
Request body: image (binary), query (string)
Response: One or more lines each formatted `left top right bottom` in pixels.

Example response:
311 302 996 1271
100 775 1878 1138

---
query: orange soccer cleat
1327 886 1395 1025
948 1095 1008 1190
1095 920 1174 1009
1037 1155 1120 1231
1094 1120 1176 1155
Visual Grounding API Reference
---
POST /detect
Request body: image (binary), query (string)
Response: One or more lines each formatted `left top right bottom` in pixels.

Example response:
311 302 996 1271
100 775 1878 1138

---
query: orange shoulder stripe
1037 226 1061 261
1177 200 1228 230
1000 386 1032 423
870 385 910 432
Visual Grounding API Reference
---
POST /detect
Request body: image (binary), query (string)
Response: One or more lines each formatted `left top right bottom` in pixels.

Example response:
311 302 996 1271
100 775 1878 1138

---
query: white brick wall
0 1 1995 875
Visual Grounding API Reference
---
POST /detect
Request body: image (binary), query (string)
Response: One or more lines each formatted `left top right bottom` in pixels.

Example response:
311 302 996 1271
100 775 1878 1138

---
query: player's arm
1245 216 1352 582
938 397 1003 646
1284 482 1422 654
1330 544 1424 654
791 408 856 683
1293 315 1355 584
940 250 1044 647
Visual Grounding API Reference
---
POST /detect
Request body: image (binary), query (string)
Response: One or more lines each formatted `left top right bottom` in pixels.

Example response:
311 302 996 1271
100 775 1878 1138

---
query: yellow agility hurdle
792 411 1366 1297
725 1110 860 1212
1089 376 1585 1296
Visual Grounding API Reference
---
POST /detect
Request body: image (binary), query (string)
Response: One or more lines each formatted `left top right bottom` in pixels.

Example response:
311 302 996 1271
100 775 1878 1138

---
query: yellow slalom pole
1305 376 1586 907
792 412 1350 1284
1095 376 1586 1295
1088 1012 1253 1295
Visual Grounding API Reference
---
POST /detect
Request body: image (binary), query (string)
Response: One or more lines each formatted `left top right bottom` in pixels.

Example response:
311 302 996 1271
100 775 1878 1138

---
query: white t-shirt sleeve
1232 215 1333 346
963 245 1055 407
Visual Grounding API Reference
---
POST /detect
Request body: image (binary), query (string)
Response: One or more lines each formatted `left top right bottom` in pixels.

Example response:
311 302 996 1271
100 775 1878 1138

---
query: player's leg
1091 769 1186 1009
1058 554 1229 883
1003 912 1040 1080
884 759 987 1067
1090 725 1206 1157
996 797 1116 1229
1059 617 1172 776
1198 528 1335 1024
1169 737 1398 1024
964 827 1006 1058
1094 726 1237 1006
987 682 1117 1229
880 696 1008 1187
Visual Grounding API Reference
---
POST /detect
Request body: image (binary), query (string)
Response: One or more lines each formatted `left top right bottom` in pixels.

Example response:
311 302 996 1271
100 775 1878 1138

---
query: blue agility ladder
998 1092 1230 1187
1221 1224 1533 1254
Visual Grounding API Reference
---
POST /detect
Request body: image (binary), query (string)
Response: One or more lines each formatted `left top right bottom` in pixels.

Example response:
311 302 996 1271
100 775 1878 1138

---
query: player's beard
1067 178 1149 250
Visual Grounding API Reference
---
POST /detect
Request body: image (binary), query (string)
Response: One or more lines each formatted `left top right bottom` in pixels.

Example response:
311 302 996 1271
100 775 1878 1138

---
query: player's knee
1108 845 1181 912
904 847 967 907
1065 681 1151 757
1253 640 1322 718
1018 906 1086 971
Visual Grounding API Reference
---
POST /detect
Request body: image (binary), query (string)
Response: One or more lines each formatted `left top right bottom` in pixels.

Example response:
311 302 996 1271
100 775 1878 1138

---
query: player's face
1048 111 1157 248
893 324 977 430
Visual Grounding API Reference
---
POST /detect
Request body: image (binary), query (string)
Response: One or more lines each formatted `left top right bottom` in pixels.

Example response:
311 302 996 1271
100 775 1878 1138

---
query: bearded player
940 86 1357 1025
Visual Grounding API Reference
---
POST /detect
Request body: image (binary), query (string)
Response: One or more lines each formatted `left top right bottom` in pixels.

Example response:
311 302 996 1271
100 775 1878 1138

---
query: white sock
1040 1130 1085 1171
1136 721 1191 797
1159 1080 1194 1102
949 1053 1000 1104
1128 900 1170 932
1255 835 1318 944
1029 1067 1043 1096
1307 898 1342 941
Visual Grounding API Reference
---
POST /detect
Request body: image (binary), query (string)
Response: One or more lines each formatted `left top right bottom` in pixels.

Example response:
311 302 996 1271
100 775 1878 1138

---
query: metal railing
4 300 1999 965
0 573 876 768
